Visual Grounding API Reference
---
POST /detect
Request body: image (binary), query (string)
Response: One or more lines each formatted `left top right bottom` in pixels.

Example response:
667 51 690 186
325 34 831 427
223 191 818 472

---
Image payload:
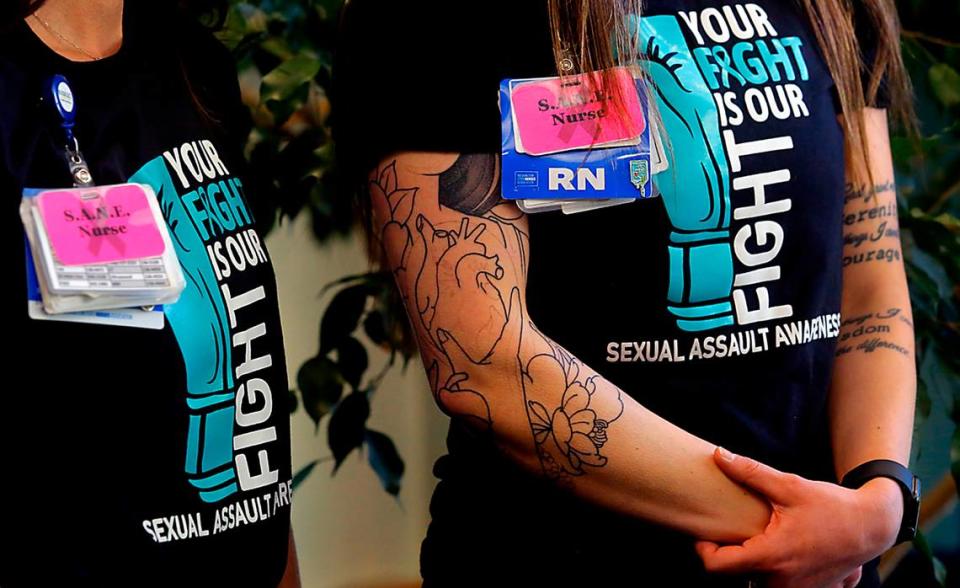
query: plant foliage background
214 0 959 581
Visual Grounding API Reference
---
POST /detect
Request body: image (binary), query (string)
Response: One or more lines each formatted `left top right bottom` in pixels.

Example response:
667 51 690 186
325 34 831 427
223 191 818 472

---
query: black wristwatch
840 459 921 544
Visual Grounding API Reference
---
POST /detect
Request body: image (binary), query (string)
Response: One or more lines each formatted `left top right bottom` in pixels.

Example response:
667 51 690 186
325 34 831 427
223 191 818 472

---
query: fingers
842 567 863 588
695 538 776 575
713 447 797 503
694 540 719 559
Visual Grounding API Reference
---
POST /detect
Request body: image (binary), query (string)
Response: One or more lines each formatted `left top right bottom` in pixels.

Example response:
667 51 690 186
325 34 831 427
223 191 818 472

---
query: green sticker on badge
631 160 649 191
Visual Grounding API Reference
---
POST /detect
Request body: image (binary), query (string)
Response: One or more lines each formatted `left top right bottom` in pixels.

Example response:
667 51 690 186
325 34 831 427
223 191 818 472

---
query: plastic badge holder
510 68 647 156
20 183 185 315
500 68 668 214
23 247 166 328
560 116 669 215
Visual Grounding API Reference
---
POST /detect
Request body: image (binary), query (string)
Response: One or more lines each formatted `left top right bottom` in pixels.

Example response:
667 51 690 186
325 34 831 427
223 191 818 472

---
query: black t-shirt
338 1 886 585
0 6 292 587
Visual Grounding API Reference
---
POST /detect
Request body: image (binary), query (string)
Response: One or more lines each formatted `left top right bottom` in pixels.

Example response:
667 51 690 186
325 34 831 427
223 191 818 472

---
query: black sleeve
332 0 554 181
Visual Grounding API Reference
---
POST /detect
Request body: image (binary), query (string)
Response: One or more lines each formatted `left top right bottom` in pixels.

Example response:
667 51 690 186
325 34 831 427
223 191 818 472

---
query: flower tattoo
524 347 624 476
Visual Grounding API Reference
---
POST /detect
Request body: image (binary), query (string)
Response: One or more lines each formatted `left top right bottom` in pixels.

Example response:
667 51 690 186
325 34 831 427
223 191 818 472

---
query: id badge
34 183 167 267
21 184 184 326
24 245 166 329
510 67 646 156
500 68 663 211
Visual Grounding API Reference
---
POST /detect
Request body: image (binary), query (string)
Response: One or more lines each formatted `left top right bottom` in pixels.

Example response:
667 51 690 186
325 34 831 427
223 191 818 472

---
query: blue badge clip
47 74 77 141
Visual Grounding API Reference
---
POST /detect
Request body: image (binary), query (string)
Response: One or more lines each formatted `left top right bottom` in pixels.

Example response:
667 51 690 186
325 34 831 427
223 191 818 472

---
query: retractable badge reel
18 75 185 325
48 74 95 188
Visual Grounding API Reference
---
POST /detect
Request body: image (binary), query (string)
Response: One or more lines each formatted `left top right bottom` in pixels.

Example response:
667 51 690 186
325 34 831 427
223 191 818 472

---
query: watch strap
840 459 920 544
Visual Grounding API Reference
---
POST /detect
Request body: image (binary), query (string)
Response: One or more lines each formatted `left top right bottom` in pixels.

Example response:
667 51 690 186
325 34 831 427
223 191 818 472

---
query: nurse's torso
429 1 847 585
0 7 292 587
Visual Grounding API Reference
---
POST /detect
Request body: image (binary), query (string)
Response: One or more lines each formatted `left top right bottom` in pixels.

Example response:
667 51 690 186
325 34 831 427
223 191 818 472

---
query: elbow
427 363 501 431
426 292 532 428
426 339 529 433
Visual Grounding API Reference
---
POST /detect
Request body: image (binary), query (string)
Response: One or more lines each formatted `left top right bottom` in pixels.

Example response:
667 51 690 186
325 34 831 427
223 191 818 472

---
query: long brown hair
546 0 914 180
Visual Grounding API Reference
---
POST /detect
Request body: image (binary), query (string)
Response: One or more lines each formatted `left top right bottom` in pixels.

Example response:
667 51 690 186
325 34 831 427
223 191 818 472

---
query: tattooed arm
370 152 770 543
692 111 916 587
829 108 917 546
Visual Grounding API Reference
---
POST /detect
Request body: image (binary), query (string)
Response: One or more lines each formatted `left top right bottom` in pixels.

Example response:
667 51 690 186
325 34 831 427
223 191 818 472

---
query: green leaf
328 392 371 471
336 337 369 390
919 346 960 411
297 355 343 427
917 377 933 420
365 429 405 496
261 53 322 104
260 37 296 61
292 459 320 492
229 32 268 60
319 284 370 354
907 245 953 301
288 389 299 415
363 310 388 346
313 0 344 21
236 3 269 32
932 212 960 233
914 531 948 586
222 3 267 36
265 82 310 126
929 63 960 108
951 418 960 494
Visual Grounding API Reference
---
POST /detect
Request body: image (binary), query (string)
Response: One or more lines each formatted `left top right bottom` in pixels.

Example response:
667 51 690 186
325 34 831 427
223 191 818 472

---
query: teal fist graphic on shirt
132 157 240 503
631 15 736 332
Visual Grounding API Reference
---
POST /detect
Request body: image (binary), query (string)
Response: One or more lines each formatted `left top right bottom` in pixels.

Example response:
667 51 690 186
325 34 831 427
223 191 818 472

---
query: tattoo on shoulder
437 154 501 217
371 157 622 483
371 156 525 425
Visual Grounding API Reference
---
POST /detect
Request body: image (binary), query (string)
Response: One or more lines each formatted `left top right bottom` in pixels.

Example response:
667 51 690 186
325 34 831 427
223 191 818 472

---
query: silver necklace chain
31 11 104 61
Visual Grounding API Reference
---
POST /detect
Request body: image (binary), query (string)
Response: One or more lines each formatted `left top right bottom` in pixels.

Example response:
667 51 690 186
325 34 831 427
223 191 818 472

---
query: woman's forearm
830 111 916 480
829 290 915 477
447 322 772 544
828 285 915 548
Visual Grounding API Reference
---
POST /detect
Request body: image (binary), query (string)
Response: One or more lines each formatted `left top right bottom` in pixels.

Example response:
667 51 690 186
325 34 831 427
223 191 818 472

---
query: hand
695 448 903 588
